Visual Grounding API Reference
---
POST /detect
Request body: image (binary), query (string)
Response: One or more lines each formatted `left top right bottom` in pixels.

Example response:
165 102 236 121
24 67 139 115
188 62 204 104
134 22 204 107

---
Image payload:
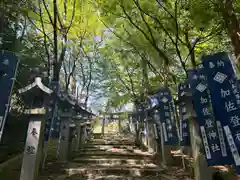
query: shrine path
39 133 168 180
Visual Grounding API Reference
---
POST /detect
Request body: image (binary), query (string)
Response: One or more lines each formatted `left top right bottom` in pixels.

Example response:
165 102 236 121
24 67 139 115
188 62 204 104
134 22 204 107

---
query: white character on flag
217 60 224 67
211 144 220 152
230 115 240 127
221 89 230 98
235 132 240 142
205 119 213 128
225 101 237 112
203 107 211 116
208 131 217 140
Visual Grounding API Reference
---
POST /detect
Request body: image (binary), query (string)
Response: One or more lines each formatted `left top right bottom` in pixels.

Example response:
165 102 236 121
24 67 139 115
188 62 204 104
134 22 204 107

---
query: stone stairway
39 133 164 180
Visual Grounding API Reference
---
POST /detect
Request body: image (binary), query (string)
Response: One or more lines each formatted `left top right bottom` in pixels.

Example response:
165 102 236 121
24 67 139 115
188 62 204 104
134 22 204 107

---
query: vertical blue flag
147 95 159 109
156 87 179 145
188 67 233 166
201 52 240 169
0 50 19 141
178 82 191 146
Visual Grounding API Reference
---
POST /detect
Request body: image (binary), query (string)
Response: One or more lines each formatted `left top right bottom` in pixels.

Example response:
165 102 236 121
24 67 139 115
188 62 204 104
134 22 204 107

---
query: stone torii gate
101 112 126 135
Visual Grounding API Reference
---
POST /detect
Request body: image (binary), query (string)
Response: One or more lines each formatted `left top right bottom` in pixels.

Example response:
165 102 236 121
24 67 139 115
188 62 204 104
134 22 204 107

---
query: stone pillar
80 124 86 147
118 117 121 133
20 112 45 180
153 123 159 152
75 121 82 151
159 122 167 166
69 125 77 155
101 117 105 136
84 123 87 142
85 121 92 141
142 122 148 147
189 117 214 180
147 121 156 153
183 94 213 180
58 118 70 162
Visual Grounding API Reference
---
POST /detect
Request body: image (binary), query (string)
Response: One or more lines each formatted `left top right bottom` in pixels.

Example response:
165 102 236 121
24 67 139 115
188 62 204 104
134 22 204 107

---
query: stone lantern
72 104 85 151
18 77 53 180
57 92 75 162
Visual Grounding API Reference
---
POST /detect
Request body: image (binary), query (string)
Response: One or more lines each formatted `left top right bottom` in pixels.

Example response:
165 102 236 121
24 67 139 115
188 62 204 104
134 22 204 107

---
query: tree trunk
53 0 58 81
141 59 149 96
220 0 240 61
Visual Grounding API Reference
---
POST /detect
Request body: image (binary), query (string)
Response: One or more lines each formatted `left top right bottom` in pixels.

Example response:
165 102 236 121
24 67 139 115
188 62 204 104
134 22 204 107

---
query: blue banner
188 67 233 166
0 50 19 141
234 79 240 108
147 95 159 109
201 52 240 168
178 82 191 146
156 87 179 145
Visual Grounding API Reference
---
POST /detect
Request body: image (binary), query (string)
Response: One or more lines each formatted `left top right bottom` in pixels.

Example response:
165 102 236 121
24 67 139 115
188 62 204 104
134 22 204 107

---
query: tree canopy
1 0 240 112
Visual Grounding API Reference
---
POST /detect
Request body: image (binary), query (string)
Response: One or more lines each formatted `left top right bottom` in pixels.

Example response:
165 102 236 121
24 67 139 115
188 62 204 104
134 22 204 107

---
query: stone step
69 162 159 169
88 142 134 146
73 158 153 165
80 148 109 152
78 148 152 155
88 139 134 145
81 145 134 150
93 133 102 138
73 154 154 160
66 166 163 177
83 144 136 149
93 138 132 141
73 155 154 161
78 174 161 180
74 151 153 158
79 148 135 154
